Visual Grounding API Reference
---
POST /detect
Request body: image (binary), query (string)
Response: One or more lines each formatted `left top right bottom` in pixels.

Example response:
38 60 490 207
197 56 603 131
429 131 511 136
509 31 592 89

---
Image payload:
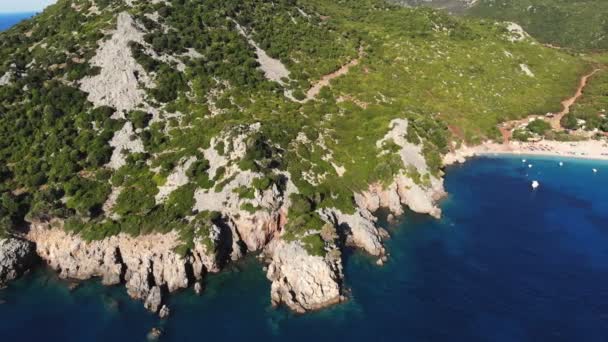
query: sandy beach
444 138 608 166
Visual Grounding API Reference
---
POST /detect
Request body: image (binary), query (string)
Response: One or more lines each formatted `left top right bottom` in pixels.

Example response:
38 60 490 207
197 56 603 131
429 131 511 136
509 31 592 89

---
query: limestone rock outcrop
356 174 446 219
0 237 37 287
266 241 343 313
26 220 222 314
320 208 385 257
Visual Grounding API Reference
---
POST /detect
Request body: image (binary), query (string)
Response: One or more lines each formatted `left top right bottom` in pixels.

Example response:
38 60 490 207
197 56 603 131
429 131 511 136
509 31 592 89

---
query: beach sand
444 139 608 166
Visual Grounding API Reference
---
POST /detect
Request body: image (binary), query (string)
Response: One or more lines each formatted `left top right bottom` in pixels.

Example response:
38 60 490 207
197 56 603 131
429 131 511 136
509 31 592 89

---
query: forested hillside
469 0 608 51
393 0 608 51
0 0 588 255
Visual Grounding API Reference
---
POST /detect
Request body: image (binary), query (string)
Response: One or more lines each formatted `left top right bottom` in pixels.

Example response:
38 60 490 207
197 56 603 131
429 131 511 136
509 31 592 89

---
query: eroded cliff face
16 116 446 315
266 241 343 313
0 237 38 287
27 220 221 315
20 165 445 315
355 174 446 219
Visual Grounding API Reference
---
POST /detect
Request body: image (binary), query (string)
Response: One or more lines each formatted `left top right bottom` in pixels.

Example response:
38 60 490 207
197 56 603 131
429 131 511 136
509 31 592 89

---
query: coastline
444 138 608 166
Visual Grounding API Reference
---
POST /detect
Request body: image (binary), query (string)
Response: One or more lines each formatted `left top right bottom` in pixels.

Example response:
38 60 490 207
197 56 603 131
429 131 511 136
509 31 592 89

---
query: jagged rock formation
266 241 343 313
27 220 224 315
320 208 385 257
0 237 37 287
356 175 445 219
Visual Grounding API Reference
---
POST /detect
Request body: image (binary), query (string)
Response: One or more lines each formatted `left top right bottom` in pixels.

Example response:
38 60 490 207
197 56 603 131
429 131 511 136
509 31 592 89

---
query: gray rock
158 304 170 319
193 281 203 295
144 286 162 313
267 241 343 313
27 222 220 312
0 238 37 287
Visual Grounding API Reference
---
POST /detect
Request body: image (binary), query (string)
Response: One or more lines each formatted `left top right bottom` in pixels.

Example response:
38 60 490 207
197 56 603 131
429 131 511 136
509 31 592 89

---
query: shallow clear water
1 156 608 341
0 13 35 31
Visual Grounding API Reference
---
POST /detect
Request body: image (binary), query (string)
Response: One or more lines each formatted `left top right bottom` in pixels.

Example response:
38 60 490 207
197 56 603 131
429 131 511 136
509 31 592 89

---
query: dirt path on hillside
549 68 602 130
304 47 364 101
498 68 602 143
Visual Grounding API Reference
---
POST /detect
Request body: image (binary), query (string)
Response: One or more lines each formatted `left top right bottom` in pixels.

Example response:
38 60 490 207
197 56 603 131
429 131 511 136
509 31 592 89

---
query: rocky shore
2 166 446 316
0 237 38 288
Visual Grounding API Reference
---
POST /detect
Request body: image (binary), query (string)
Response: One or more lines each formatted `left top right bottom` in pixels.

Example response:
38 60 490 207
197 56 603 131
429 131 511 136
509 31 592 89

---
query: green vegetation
174 210 220 257
565 67 608 132
0 0 596 255
527 119 551 135
469 0 608 51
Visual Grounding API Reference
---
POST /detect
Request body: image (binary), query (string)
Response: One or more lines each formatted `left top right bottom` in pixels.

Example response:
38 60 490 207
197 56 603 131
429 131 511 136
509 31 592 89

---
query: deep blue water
1 156 608 341
0 12 35 31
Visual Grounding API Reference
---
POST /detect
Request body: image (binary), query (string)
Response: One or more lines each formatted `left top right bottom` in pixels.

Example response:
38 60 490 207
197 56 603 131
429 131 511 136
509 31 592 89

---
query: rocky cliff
0 237 38 287
27 220 221 315
0 0 481 315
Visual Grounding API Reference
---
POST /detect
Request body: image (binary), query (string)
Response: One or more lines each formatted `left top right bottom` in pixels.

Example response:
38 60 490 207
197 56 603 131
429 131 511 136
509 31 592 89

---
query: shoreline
444 138 608 166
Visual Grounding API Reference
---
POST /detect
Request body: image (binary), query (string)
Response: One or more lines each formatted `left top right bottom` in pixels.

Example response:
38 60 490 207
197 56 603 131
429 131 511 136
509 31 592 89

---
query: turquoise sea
1 156 607 341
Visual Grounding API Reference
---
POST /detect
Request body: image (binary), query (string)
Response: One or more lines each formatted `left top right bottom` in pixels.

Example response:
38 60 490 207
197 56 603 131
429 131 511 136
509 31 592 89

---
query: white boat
559 162 563 166
593 168 598 173
531 180 540 189
528 164 533 168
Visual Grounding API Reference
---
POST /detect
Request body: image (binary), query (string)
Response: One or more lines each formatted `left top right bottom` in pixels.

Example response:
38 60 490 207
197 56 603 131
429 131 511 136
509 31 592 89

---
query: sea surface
0 12 35 31
1 156 607 341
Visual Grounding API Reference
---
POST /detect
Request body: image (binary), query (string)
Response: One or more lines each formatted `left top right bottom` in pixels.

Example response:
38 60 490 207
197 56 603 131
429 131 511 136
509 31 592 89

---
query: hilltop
0 0 599 315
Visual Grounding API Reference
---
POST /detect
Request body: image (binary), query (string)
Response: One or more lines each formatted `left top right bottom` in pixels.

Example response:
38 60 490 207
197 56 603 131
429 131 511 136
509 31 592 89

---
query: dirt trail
549 68 602 130
304 47 364 101
498 68 602 143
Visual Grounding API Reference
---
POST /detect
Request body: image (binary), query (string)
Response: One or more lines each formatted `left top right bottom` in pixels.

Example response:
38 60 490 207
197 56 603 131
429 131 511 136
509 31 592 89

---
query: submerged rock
193 281 203 295
147 327 162 341
159 305 170 319
0 237 37 287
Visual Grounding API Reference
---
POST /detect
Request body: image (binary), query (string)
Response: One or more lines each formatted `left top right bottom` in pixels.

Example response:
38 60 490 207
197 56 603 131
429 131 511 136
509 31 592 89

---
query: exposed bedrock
26 220 231 315
355 174 446 219
0 237 38 287
17 164 445 315
319 208 385 257
266 240 343 313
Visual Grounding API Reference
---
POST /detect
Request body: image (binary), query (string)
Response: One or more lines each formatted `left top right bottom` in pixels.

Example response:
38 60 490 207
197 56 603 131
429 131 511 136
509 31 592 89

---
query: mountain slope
469 0 608 51
392 0 608 51
0 0 590 314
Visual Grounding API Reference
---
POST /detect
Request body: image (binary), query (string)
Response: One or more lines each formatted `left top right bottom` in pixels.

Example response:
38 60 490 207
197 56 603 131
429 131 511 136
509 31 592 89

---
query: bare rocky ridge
80 12 152 113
